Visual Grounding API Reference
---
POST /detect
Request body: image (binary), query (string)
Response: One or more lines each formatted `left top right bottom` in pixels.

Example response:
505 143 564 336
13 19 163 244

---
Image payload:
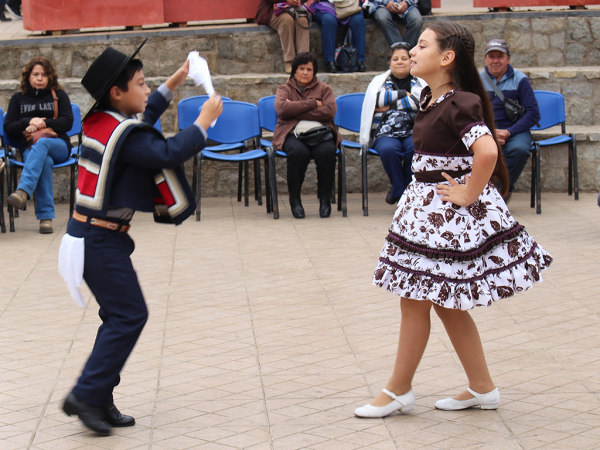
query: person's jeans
502 130 532 192
18 137 69 220
374 135 414 198
373 6 423 48
312 10 366 62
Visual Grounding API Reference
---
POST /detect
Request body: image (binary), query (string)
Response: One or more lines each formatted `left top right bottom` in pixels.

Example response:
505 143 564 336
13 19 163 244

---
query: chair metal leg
244 161 249 207
568 141 573 196
264 157 272 214
269 149 279 219
0 168 5 233
361 145 369 216
339 146 347 217
6 160 14 232
237 162 243 202
571 133 579 200
11 165 20 218
336 153 341 212
535 144 541 214
255 159 263 206
530 147 535 209
195 156 202 221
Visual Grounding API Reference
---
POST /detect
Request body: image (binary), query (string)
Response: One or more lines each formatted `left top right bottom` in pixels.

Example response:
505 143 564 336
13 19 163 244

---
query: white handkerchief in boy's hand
58 233 86 308
187 51 215 95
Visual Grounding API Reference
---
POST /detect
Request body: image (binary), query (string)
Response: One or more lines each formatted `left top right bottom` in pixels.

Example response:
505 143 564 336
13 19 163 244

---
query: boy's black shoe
0 9 11 21
103 402 135 427
62 393 112 436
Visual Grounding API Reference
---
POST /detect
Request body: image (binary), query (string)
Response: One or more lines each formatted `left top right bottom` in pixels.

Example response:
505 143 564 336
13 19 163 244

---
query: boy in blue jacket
60 40 222 435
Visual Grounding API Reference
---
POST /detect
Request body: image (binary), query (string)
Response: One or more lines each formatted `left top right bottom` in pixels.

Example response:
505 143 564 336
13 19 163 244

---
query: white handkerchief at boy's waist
58 233 86 308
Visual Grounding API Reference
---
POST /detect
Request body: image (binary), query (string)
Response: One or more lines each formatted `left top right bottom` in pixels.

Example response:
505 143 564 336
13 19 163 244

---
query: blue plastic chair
530 91 578 214
4 103 82 232
335 93 376 216
186 100 276 221
258 95 347 218
177 95 266 218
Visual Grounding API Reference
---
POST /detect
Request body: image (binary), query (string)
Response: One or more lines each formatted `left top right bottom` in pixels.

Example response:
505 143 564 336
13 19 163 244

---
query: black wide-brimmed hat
81 38 147 120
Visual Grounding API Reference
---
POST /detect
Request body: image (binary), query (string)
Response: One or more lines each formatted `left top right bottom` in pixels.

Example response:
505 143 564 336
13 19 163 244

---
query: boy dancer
61 40 222 435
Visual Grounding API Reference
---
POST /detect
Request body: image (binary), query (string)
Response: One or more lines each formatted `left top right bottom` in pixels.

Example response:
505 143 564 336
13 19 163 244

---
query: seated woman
255 0 310 74
310 0 366 73
5 56 74 234
360 42 424 204
273 52 341 219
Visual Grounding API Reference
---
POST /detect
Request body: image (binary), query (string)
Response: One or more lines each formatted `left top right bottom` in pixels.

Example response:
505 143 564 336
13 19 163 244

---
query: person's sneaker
5 2 21 19
7 189 28 210
39 219 53 234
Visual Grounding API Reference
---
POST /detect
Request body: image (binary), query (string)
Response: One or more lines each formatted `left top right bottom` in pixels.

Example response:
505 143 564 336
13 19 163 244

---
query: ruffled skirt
373 179 552 310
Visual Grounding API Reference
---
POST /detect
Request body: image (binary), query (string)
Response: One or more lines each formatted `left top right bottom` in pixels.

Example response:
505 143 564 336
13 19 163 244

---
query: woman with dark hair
5 56 73 234
361 42 425 204
354 22 552 418
273 52 340 218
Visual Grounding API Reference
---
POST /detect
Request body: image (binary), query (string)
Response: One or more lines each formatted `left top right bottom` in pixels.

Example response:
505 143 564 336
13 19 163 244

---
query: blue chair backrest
258 95 277 132
208 101 261 144
531 90 565 131
153 118 162 133
335 93 365 133
68 103 82 138
2 112 20 149
177 95 232 130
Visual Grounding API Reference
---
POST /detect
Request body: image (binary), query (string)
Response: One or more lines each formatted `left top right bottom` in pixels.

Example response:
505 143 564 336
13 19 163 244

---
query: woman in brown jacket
274 52 341 219
255 0 310 73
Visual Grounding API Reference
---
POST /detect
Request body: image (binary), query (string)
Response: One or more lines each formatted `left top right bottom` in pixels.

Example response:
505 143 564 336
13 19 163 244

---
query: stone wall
1 11 600 80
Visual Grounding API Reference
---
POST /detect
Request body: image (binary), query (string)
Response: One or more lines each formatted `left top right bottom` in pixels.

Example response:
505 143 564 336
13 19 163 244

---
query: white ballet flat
434 387 500 411
354 388 415 418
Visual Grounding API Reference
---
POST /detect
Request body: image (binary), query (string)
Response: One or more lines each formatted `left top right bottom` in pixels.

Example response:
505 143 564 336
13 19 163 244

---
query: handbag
273 3 311 29
332 0 361 20
335 29 358 73
483 71 530 124
294 120 333 146
24 88 58 146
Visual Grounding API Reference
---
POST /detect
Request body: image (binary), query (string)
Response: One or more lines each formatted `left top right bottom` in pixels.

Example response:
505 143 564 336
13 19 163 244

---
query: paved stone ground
1 192 599 450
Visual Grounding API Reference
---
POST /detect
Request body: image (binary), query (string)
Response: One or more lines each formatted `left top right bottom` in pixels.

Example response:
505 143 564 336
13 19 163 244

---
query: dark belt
72 211 130 233
414 169 472 183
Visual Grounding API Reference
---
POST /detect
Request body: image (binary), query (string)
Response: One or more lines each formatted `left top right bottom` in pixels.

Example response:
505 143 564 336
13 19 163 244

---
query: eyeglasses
391 42 411 50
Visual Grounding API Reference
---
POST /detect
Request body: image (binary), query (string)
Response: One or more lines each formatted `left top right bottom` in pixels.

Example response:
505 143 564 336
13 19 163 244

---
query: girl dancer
354 22 552 418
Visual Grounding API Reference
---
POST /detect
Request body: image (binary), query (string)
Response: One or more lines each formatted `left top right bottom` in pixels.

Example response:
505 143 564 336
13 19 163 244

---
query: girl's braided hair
427 21 509 197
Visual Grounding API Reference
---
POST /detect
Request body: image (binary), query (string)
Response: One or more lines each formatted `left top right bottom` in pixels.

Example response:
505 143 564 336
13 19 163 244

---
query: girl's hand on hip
436 173 474 207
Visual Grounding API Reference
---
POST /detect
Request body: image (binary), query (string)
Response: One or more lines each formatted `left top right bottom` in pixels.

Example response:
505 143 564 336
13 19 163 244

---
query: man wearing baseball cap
480 39 540 203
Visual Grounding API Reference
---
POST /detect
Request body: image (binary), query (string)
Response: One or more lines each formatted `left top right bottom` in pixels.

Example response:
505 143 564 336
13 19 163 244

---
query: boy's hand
196 93 223 131
165 60 190 92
